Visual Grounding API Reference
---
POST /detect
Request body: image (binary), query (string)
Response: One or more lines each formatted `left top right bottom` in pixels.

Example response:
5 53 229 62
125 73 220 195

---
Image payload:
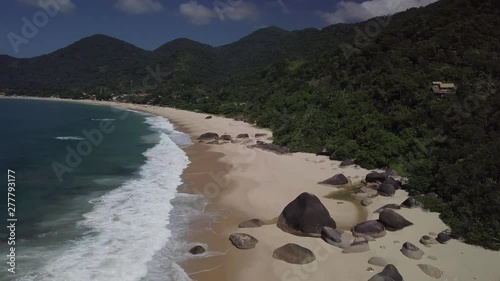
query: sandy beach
10 97 500 281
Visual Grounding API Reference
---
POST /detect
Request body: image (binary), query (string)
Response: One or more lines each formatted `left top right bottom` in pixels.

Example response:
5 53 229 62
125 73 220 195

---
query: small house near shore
432 82 457 95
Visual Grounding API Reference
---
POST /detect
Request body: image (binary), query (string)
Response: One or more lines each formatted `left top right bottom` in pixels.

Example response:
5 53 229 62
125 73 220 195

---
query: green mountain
1 0 499 249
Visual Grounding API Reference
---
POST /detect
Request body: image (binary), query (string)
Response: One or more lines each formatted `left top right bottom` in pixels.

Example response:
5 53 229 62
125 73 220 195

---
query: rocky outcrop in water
189 245 206 255
272 243 315 264
277 192 336 236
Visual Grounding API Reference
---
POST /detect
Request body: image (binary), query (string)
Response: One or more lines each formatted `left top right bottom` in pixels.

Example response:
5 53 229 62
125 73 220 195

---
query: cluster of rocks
220 169 449 280
248 141 291 155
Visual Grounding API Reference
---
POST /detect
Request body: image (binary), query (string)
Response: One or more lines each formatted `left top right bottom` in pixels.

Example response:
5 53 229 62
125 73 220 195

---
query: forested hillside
1 0 499 249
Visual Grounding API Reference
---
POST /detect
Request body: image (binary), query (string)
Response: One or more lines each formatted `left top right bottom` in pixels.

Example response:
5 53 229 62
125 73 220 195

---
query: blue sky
0 0 437 58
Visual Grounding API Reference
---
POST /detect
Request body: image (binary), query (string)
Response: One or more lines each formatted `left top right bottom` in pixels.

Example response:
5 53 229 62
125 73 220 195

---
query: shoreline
4 96 500 281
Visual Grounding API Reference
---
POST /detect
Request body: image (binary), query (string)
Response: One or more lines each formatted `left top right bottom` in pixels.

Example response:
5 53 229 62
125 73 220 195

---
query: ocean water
0 98 196 281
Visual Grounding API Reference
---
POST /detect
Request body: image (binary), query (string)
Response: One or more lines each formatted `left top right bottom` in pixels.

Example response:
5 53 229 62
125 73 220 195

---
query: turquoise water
0 99 193 281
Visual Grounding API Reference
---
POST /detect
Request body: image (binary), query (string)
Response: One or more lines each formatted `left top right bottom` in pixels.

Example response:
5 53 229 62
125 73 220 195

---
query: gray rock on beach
219 134 232 141
377 183 396 197
420 235 439 246
378 209 413 231
373 204 401 213
277 192 336 237
437 232 451 244
272 243 316 264
401 242 424 260
361 198 373 206
401 197 420 208
238 219 265 228
318 173 349 186
368 264 404 281
365 172 388 183
197 132 219 141
339 160 356 167
321 227 352 249
368 257 389 267
342 237 370 253
418 264 443 279
236 133 250 139
229 233 258 250
352 220 386 239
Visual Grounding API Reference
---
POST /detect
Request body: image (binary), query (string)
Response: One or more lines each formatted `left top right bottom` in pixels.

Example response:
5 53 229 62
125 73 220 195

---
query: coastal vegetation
0 0 499 249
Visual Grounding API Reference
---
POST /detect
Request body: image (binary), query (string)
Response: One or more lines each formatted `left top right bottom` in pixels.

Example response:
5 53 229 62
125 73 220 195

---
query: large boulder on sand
401 242 424 260
352 220 386 239
229 233 258 250
418 264 443 279
366 172 388 183
318 173 349 186
277 192 336 236
238 219 265 228
236 133 250 139
368 264 403 281
197 132 219 141
272 243 315 264
378 209 413 231
377 183 396 197
373 204 401 213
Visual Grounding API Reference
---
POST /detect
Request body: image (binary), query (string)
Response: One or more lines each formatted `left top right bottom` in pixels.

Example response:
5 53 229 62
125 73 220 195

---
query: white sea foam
33 116 191 281
91 118 116 121
55 136 85 140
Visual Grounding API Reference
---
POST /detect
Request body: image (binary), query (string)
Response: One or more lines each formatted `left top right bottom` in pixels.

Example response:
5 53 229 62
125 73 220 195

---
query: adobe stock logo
7 0 72 54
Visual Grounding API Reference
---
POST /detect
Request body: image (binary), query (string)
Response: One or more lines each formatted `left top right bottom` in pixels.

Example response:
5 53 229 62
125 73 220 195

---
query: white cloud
179 0 259 25
18 0 77 15
319 0 437 24
114 0 163 15
179 1 216 25
219 1 259 21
